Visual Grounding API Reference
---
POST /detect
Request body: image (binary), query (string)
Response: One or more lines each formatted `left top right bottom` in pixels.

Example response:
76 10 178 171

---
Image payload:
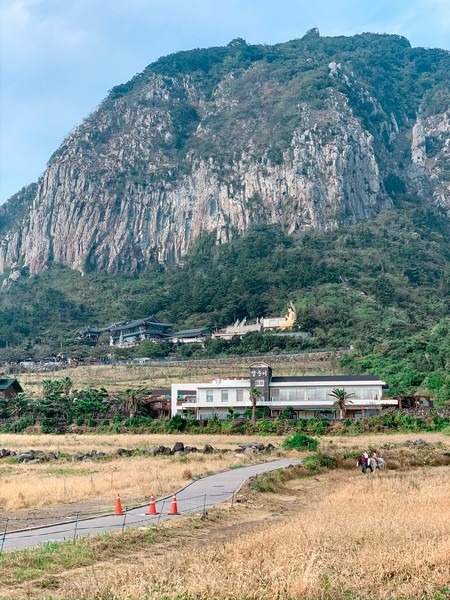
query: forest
1 201 449 404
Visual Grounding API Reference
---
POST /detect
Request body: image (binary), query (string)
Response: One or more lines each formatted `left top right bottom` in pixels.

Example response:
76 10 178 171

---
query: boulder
184 446 198 453
252 443 265 451
172 442 184 453
414 438 427 446
72 453 85 461
18 451 35 463
202 444 215 454
146 446 160 456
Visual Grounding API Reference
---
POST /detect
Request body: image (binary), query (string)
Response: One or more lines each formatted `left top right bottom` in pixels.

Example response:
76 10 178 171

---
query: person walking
358 451 369 474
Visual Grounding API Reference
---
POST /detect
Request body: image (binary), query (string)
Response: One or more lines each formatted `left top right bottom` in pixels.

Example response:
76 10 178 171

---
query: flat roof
271 376 383 383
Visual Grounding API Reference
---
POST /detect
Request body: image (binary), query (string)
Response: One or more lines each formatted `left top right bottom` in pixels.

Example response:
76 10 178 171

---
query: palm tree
329 388 355 419
10 392 31 419
250 387 262 423
123 387 148 419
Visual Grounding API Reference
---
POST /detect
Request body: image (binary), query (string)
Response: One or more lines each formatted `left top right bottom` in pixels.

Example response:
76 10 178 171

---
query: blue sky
1 0 449 203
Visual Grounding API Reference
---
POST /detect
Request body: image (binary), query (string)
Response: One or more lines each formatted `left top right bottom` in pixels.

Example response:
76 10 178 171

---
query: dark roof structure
0 378 23 392
271 375 384 383
77 316 172 338
109 316 172 333
172 328 212 338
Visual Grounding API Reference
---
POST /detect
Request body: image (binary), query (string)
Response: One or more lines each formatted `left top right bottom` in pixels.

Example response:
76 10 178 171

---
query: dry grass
0 432 284 515
0 432 447 515
2 431 446 455
319 432 450 450
0 435 280 515
55 467 450 600
13 356 340 395
0 432 284 453
0 452 279 512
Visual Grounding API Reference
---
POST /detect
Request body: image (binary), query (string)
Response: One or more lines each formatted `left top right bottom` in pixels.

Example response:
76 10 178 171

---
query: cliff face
1 32 449 276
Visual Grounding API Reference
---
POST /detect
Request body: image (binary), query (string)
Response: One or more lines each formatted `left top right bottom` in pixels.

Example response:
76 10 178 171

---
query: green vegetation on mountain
1 201 448 404
104 31 449 163
0 32 449 406
1 31 449 278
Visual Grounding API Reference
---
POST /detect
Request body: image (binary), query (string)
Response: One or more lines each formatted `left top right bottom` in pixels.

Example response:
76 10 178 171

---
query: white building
171 362 394 420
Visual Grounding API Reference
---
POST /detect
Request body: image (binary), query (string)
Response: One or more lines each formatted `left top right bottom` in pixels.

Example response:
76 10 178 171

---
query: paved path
2 458 300 552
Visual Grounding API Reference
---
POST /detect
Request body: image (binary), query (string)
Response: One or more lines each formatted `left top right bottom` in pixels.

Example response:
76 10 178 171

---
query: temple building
213 303 303 340
77 316 172 347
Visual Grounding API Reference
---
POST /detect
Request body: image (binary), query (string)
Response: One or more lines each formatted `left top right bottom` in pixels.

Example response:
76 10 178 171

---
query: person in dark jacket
358 451 369 474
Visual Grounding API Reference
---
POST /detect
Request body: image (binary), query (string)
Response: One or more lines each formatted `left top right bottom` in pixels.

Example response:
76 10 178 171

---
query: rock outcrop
0 33 448 276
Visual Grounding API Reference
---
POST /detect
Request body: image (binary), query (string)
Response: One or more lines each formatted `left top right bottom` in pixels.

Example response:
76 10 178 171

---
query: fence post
203 494 207 517
122 508 128 533
0 519 9 553
73 513 79 542
157 500 166 525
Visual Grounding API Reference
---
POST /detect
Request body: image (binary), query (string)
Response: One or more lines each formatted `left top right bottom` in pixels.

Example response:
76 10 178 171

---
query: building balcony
180 398 394 410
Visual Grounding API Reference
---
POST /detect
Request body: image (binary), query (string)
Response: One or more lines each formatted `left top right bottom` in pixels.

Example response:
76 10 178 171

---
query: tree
37 378 74 433
42 377 73 396
72 388 109 423
329 388 355 419
122 387 148 419
9 392 31 419
250 387 262 423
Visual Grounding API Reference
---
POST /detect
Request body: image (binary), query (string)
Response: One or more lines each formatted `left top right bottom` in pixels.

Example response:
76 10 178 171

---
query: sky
0 0 449 203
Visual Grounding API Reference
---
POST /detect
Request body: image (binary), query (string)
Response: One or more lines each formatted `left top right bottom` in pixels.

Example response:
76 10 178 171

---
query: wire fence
0 490 236 553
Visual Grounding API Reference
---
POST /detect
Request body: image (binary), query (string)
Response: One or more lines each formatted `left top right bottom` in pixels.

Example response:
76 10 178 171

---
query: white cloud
0 0 87 67
0 0 448 203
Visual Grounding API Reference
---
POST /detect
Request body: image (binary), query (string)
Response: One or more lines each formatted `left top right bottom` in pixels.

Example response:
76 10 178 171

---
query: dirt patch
2 498 116 532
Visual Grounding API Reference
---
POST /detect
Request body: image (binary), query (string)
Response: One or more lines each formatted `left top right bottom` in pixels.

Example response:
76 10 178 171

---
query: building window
307 388 329 402
206 390 213 403
199 412 213 420
255 379 265 387
221 390 229 403
273 388 305 402
236 389 244 402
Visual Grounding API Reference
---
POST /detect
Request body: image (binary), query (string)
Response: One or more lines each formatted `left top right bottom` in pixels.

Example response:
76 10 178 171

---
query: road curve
2 458 300 552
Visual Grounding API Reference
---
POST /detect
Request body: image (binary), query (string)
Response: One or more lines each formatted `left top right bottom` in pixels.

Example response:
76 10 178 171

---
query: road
2 458 300 552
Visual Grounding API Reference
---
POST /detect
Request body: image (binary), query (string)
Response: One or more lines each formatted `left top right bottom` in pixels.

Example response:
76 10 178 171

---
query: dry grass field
58 468 450 600
0 432 285 453
0 433 286 519
11 353 342 395
0 432 449 600
1 466 448 600
0 432 448 518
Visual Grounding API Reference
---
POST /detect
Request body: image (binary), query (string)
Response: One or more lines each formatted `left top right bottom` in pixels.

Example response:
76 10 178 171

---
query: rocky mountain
0 30 449 278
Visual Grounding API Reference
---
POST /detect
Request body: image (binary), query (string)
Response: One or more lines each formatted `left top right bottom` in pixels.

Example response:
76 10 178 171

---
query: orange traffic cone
168 493 180 515
147 494 158 515
114 493 124 515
